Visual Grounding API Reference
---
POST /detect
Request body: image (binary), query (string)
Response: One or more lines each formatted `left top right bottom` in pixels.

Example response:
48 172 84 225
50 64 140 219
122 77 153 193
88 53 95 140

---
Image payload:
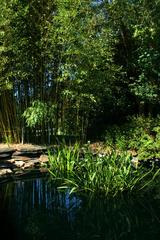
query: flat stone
12 156 33 161
22 162 35 169
15 161 25 168
16 147 47 153
12 151 42 157
0 168 13 176
39 154 49 163
0 153 11 159
0 145 50 179
0 148 16 154
5 159 15 164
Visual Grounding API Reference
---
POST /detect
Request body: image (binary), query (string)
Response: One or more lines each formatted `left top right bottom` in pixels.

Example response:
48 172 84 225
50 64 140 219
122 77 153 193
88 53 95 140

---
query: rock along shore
0 144 50 182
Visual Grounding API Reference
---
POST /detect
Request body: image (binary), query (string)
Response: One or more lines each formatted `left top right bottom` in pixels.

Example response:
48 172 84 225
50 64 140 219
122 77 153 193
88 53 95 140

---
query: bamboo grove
0 0 160 143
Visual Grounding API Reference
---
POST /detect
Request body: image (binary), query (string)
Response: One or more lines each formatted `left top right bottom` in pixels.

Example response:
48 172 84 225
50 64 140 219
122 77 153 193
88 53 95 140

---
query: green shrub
104 115 160 160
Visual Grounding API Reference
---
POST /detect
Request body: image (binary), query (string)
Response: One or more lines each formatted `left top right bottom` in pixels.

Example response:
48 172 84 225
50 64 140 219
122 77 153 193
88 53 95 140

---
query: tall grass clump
48 143 80 179
48 143 160 196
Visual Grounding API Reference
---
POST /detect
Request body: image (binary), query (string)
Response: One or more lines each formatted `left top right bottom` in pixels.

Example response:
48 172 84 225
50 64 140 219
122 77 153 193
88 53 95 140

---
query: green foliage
23 100 56 128
48 142 80 179
48 143 160 196
129 48 160 103
2 133 13 145
49 0 118 137
23 100 48 127
104 116 160 160
0 0 13 92
1 0 160 143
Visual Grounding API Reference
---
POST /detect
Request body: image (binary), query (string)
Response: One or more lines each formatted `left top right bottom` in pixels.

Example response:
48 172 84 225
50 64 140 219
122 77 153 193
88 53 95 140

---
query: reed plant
48 143 160 196
48 143 80 179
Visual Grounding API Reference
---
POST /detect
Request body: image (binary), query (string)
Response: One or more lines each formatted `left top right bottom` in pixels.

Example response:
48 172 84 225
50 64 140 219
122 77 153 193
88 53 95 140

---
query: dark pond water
0 176 160 240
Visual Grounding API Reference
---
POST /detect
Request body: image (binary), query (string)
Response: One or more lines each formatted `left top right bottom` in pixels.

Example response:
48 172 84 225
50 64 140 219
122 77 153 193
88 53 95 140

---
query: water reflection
0 177 81 240
0 177 160 240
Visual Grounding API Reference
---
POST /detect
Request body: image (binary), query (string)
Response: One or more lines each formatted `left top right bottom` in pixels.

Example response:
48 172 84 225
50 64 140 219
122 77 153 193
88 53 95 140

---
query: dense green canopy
0 0 160 143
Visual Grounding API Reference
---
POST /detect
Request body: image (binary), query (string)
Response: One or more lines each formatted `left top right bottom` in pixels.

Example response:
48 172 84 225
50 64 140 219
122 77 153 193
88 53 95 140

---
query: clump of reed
48 143 160 196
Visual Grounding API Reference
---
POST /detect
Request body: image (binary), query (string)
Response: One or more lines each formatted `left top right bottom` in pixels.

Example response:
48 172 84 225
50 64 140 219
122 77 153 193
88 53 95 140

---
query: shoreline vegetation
1 3 160 239
0 140 160 197
48 142 160 197
0 0 160 197
1 1 160 147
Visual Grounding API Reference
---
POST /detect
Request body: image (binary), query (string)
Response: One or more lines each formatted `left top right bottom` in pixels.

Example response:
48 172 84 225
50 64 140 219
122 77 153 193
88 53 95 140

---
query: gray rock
12 156 33 161
22 162 35 169
5 159 15 163
0 148 15 154
0 168 13 176
39 154 49 163
15 161 25 168
0 146 49 180
12 151 42 157
0 153 11 159
16 147 47 153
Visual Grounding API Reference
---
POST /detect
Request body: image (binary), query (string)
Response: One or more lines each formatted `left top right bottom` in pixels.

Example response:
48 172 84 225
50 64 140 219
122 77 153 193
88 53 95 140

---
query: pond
0 176 160 240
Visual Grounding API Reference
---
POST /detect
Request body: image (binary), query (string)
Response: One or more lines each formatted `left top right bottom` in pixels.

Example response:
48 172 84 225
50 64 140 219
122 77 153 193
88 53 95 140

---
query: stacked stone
0 146 49 180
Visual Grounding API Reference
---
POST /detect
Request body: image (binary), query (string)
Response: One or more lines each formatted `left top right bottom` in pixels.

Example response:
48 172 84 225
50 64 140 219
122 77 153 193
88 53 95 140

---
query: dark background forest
0 0 160 152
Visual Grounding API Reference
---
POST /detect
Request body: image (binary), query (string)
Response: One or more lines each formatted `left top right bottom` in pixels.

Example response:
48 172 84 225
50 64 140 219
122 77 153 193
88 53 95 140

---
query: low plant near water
48 143 80 179
104 115 160 160
48 143 160 196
